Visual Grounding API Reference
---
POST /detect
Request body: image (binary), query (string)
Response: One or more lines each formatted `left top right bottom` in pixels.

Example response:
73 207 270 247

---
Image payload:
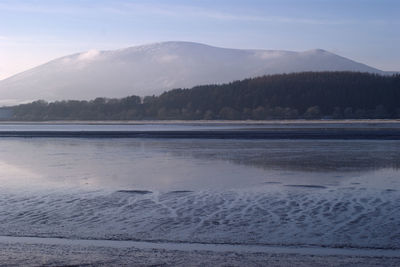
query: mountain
0 41 386 106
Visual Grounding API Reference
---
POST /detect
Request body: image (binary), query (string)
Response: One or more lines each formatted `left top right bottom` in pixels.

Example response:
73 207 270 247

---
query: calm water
0 138 399 191
0 123 399 249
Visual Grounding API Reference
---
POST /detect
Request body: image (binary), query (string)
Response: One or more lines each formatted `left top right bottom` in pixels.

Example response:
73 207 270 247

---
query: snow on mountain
0 41 385 105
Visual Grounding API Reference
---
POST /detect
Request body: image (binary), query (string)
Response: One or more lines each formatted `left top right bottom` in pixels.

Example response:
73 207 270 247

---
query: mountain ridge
0 41 387 106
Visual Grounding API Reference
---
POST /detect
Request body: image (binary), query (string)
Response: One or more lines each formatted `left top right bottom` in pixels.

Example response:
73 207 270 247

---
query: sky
0 0 399 80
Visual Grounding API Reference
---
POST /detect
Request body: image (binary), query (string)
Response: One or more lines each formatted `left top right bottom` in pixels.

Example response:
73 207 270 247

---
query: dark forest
7 71 400 120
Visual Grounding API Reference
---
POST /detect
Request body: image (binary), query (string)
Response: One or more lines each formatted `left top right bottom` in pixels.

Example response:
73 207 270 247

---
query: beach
0 121 399 265
1 237 399 266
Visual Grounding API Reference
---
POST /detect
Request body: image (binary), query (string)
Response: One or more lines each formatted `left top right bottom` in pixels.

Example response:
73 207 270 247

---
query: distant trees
304 106 321 119
8 71 400 121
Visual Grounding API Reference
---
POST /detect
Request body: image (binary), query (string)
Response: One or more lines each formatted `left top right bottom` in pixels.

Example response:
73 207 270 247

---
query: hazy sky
1 0 399 80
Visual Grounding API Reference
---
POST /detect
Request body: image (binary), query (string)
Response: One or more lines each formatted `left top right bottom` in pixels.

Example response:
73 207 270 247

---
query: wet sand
0 237 399 267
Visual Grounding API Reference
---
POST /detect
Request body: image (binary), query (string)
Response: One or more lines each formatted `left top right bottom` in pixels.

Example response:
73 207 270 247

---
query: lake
0 122 399 249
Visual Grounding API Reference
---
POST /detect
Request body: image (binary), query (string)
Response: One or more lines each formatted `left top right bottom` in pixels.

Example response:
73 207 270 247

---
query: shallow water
0 138 399 191
0 126 399 249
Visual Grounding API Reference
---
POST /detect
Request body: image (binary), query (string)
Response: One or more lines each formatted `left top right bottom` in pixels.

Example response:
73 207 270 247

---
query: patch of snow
77 49 100 61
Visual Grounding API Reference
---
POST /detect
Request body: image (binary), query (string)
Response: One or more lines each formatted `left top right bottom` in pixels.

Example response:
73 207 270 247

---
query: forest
6 71 400 120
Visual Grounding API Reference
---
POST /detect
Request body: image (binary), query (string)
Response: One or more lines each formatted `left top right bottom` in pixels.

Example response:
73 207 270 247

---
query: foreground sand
0 241 399 267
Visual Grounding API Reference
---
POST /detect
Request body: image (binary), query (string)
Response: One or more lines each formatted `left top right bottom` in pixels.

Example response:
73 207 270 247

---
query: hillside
0 42 386 106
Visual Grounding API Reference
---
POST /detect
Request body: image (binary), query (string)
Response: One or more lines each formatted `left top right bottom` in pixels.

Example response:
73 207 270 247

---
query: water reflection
0 138 399 191
162 140 400 172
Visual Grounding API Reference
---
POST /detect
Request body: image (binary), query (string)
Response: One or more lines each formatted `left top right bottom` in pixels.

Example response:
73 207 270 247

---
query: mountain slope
0 41 385 105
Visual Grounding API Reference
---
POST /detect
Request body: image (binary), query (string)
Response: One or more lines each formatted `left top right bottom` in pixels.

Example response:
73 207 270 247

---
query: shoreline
0 120 399 139
0 119 400 124
0 129 399 139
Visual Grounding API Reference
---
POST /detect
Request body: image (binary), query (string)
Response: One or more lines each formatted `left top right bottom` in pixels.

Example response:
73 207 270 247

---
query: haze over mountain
0 41 386 106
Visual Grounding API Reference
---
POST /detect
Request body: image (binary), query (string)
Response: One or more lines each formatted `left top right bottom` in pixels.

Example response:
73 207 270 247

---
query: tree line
8 71 400 120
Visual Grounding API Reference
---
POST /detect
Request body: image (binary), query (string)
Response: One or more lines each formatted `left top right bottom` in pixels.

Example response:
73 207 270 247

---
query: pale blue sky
1 0 399 79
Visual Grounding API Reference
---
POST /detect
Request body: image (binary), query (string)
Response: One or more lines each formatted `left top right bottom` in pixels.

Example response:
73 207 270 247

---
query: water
0 138 400 191
0 123 399 249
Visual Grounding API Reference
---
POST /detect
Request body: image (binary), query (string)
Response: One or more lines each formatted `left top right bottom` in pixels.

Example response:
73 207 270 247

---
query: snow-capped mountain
0 41 386 105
